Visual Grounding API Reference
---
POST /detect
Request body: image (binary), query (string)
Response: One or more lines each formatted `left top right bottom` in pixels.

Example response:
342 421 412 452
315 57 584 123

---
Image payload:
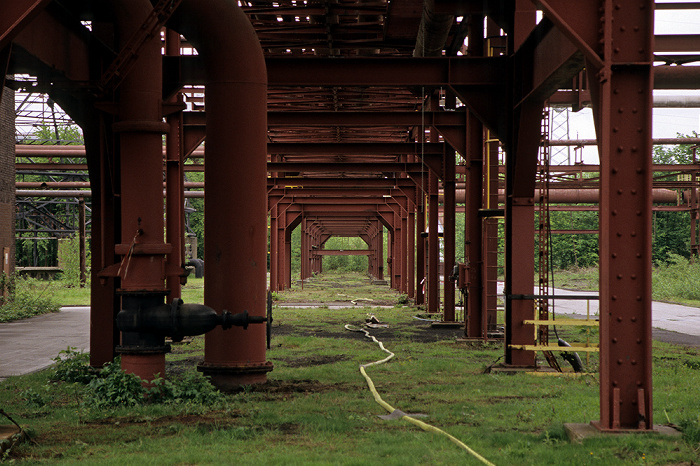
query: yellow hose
345 325 495 466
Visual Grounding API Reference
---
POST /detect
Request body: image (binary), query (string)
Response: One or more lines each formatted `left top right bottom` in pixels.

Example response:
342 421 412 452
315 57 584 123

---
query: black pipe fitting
116 298 266 343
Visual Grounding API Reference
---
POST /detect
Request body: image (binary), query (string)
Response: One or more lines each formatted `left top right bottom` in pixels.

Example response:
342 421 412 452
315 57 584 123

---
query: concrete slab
564 423 682 444
0 306 89 382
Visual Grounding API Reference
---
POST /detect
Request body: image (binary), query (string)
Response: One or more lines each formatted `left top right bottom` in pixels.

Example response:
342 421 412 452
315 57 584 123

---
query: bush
85 361 147 409
0 274 61 322
52 347 94 384
149 371 223 405
652 254 700 302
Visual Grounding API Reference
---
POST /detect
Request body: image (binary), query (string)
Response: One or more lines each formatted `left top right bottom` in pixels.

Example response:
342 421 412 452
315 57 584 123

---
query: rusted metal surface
6 0 697 431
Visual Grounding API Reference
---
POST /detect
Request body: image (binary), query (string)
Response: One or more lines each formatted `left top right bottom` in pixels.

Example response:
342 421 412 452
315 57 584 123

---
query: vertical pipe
165 29 184 300
443 149 456 321
113 0 170 380
172 0 272 388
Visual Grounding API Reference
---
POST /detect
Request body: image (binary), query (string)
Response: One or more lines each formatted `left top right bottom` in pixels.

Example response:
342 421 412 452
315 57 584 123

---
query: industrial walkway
1 294 699 382
0 306 89 382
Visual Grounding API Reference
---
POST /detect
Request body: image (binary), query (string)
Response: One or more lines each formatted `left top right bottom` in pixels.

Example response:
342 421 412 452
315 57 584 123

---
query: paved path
0 307 89 382
2 292 699 382
497 282 700 342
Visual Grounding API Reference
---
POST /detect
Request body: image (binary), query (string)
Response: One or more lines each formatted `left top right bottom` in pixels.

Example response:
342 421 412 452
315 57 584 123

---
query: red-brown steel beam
313 250 371 256
538 0 655 431
268 142 444 155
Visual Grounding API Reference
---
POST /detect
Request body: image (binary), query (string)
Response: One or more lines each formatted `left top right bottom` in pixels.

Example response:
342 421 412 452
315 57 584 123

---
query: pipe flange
116 344 171 355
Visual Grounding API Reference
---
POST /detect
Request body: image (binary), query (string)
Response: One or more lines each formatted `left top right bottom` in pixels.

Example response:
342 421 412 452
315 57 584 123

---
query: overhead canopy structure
3 0 700 432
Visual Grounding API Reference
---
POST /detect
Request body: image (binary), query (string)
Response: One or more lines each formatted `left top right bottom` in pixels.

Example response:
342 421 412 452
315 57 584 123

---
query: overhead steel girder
267 111 467 127
268 178 416 188
267 162 425 174
268 142 444 155
0 0 51 50
171 55 507 87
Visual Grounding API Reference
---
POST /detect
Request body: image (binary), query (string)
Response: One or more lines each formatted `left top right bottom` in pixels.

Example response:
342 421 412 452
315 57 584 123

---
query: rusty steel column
465 14 485 338
407 206 415 298
427 168 439 313
443 149 456 321
112 0 171 381
376 221 384 280
466 112 484 338
589 0 654 431
173 0 272 388
416 191 426 304
165 29 185 301
269 204 279 291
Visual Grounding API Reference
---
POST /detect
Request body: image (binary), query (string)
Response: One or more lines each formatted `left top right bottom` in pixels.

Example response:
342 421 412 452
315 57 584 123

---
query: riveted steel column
591 0 654 431
428 168 440 312
114 0 170 380
466 111 484 337
407 207 415 298
443 148 456 321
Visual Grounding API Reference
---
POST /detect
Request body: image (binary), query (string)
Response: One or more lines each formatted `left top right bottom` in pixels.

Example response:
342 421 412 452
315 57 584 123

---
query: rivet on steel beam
617 232 623 237
632 108 638 114
612 338 618 343
612 295 617 300
620 26 626 32
631 360 637 365
617 317 623 322
634 26 639 32
612 210 618 215
617 146 624 152
631 189 637 194
617 359 624 365
631 274 637 279
637 339 642 344
636 211 642 216
631 231 637 237
631 147 637 152
637 380 642 386
613 380 618 386
614 48 620 54
613 126 619 132
637 296 642 301
618 107 624 113
614 3 621 9
617 274 623 279
638 48 645 54
617 189 623 194
613 89 619 94
636 168 643 174
612 253 617 258
612 168 618 174
631 317 637 322
637 253 642 258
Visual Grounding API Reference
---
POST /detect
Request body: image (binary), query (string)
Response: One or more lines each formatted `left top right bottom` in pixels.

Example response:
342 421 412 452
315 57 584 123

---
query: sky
567 3 700 163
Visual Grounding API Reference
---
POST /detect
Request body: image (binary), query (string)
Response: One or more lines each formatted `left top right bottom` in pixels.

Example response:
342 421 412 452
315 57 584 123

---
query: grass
1 272 699 464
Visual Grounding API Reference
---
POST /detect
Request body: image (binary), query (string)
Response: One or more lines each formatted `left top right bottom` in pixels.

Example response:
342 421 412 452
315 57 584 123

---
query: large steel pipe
170 0 272 389
113 0 171 381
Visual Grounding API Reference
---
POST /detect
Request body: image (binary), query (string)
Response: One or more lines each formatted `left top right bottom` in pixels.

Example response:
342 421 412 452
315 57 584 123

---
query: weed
85 361 146 409
0 274 60 322
52 347 94 384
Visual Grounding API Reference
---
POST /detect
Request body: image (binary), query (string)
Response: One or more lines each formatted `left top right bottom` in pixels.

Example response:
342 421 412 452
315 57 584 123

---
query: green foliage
321 237 369 272
0 274 61 322
52 347 94 384
27 124 83 145
651 254 700 302
56 235 90 287
85 361 147 409
653 132 698 164
546 211 599 269
149 371 223 405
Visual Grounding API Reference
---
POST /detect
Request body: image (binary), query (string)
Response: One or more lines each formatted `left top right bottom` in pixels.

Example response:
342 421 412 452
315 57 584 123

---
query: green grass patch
1 273 699 464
